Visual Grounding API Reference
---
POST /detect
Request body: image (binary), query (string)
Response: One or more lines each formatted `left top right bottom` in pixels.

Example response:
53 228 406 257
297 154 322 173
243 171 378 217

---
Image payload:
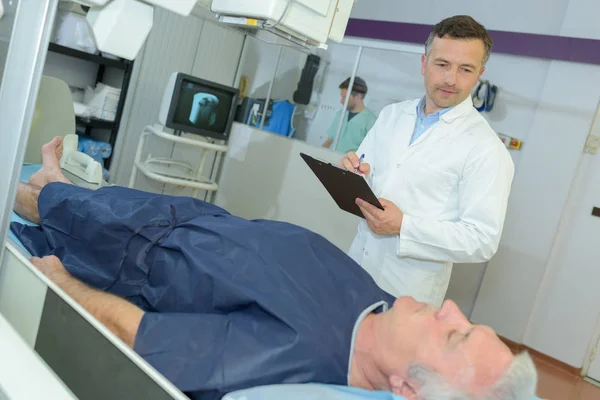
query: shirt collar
416 96 453 121
406 95 473 123
347 301 389 385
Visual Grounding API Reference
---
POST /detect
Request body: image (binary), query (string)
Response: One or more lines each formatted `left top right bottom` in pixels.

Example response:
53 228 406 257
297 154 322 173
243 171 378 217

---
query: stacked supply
76 135 113 180
77 136 112 161
51 9 98 54
83 83 121 121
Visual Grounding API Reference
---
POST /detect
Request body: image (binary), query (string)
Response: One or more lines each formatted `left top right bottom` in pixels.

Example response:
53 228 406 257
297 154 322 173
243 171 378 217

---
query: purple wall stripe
346 19 600 65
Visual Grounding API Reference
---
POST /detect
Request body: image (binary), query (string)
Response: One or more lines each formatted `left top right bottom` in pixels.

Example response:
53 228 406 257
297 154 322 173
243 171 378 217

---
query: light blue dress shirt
410 97 453 145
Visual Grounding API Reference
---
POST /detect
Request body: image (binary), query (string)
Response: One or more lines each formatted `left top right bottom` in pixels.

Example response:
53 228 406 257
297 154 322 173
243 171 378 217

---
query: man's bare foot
28 136 71 187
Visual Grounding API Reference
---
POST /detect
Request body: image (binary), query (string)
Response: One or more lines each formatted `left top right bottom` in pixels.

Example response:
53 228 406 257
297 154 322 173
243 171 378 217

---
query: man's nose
444 68 459 86
437 300 469 323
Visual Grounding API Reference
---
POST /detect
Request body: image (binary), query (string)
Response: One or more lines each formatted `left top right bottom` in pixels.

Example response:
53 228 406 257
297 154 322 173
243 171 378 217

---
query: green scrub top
327 108 377 154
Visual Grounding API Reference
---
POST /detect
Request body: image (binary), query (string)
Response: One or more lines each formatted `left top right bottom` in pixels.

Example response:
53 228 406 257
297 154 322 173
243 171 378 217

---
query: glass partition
251 45 305 138
292 43 362 150
354 47 424 120
238 43 305 136
235 36 283 128
235 38 365 152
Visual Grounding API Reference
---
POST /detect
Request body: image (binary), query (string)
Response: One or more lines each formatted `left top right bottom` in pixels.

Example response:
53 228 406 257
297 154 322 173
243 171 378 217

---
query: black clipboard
300 152 384 218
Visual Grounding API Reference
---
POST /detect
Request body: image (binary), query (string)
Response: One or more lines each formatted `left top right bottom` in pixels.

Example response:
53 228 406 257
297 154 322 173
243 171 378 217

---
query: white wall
110 10 245 190
237 38 281 100
471 61 600 343
350 0 600 40
522 119 600 367
525 151 600 367
237 37 305 102
271 47 306 103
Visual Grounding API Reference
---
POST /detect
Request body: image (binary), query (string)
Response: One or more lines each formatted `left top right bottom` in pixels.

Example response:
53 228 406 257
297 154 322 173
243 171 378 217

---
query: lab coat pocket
380 256 441 304
402 165 457 215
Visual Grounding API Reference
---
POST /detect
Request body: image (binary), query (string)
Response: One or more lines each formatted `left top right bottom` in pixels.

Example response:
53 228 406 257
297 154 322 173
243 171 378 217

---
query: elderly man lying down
11 137 537 400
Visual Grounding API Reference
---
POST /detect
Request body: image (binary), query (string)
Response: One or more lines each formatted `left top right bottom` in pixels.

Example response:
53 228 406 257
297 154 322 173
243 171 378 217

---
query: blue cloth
76 136 112 180
10 183 395 400
77 136 112 161
262 100 296 137
410 97 453 145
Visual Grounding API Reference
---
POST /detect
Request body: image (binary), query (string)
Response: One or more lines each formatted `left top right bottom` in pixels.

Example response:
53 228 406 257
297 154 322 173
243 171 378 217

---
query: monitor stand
129 125 229 199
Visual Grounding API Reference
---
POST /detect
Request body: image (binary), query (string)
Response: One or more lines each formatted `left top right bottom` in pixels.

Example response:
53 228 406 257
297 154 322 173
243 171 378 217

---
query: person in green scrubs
323 77 377 154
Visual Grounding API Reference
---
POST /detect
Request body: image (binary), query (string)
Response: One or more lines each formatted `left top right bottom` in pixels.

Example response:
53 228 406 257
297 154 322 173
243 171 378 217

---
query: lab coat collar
402 95 474 123
440 96 475 123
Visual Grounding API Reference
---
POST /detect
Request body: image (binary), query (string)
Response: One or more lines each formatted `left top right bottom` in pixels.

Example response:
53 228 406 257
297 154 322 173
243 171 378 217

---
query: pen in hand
354 154 365 173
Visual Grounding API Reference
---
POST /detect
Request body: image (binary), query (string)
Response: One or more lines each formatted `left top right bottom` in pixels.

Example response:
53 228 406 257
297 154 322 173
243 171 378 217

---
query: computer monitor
159 72 239 141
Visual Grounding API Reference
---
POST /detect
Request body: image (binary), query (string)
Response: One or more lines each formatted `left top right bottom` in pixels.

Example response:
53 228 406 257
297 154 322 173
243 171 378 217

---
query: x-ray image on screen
189 93 219 126
172 79 234 136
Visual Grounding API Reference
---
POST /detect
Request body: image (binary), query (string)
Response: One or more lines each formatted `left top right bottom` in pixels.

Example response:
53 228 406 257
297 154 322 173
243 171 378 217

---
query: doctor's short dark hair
339 76 368 98
425 15 493 66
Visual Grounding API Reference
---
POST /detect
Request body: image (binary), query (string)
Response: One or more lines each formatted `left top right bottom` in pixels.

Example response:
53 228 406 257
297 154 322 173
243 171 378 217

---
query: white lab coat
348 96 514 307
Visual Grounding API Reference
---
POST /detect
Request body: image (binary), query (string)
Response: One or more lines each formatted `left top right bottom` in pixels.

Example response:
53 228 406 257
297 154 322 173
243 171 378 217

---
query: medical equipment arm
67 0 198 60
36 256 144 347
67 0 355 59
397 145 515 263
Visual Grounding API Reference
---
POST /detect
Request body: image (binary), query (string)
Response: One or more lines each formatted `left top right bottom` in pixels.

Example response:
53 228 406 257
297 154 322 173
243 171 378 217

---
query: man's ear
389 375 418 399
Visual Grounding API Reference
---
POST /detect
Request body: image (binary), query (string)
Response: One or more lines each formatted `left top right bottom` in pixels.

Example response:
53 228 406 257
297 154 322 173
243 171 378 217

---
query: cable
251 32 313 52
264 0 295 29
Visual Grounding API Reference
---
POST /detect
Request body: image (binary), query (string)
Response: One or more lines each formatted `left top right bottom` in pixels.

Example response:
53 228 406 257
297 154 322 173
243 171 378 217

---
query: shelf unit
47 43 135 169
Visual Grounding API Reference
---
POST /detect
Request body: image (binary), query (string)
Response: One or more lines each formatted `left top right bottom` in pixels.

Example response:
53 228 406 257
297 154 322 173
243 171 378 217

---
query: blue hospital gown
11 183 395 400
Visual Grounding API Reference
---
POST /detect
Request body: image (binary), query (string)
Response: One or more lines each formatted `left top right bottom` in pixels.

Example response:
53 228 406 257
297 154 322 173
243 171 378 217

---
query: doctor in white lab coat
341 15 515 307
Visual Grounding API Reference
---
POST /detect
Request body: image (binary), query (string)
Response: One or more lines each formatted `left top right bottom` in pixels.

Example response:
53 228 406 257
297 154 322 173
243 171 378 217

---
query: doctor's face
389 297 513 395
421 35 486 113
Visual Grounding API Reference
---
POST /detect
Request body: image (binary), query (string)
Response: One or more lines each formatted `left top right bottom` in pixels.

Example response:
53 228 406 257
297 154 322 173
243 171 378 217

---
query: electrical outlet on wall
584 135 600 154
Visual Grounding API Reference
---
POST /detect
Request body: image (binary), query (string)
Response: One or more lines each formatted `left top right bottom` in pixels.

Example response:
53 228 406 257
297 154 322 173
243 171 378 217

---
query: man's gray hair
409 352 538 400
424 15 493 66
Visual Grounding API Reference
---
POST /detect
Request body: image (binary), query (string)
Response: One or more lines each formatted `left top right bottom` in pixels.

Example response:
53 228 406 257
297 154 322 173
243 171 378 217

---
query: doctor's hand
340 152 370 178
356 198 403 236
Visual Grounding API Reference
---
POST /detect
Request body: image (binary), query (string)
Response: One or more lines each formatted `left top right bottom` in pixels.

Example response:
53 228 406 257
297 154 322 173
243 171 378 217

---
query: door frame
582 312 600 380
